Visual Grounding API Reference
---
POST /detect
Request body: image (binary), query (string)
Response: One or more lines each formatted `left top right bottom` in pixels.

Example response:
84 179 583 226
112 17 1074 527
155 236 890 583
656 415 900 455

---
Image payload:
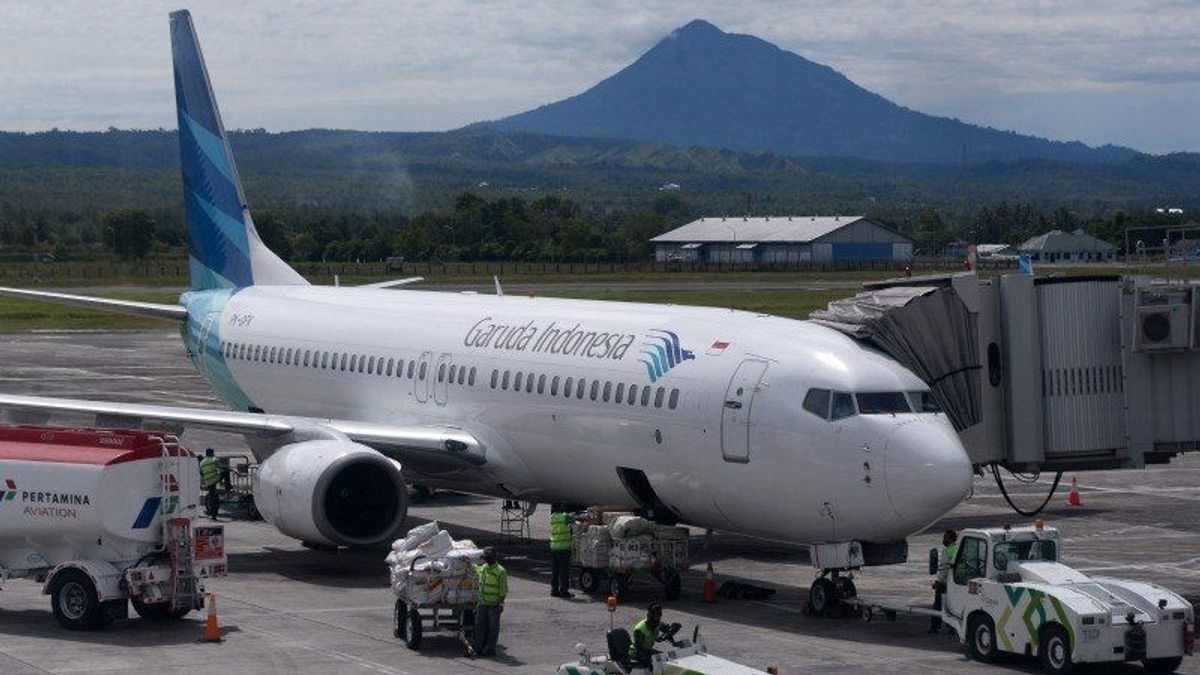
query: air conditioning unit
1134 287 1194 352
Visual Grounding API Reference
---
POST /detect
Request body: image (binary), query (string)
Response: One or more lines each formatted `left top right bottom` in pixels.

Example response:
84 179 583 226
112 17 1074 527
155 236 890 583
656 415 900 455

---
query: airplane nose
884 420 973 529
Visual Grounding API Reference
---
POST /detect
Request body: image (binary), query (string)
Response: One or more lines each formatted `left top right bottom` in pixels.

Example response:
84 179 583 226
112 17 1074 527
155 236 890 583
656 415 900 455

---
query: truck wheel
966 613 998 663
1141 657 1182 673
1039 624 1073 674
132 598 189 620
49 569 102 630
808 578 837 617
579 568 601 594
404 609 423 650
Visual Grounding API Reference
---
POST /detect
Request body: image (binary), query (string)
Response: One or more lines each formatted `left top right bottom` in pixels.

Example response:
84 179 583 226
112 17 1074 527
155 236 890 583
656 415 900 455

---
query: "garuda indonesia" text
464 317 635 360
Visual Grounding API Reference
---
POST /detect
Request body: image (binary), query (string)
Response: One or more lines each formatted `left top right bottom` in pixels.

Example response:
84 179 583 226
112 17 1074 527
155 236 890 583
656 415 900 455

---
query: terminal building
1019 228 1118 263
651 216 915 263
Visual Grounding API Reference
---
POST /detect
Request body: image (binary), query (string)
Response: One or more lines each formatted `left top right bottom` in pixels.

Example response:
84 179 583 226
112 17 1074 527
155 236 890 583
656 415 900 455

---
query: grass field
0 292 182 332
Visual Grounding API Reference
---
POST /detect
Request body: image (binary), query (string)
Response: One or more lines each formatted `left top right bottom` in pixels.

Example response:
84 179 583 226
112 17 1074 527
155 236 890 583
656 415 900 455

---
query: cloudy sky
2 0 1198 153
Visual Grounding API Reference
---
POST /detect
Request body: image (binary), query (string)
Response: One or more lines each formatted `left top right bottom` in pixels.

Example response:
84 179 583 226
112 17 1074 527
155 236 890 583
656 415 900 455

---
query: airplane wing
0 393 487 474
0 287 187 322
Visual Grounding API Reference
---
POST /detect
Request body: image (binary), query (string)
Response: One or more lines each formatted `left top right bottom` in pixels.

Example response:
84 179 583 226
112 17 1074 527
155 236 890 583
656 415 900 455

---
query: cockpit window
802 388 831 419
856 392 912 415
907 390 941 413
831 392 856 420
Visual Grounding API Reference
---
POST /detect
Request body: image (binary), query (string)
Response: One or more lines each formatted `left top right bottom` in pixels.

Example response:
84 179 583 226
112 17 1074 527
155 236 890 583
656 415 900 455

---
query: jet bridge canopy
811 272 1200 472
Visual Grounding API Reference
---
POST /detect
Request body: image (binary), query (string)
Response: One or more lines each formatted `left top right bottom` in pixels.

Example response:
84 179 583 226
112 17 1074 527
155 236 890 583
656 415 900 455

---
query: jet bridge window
803 388 831 419
856 392 912 415
831 392 856 420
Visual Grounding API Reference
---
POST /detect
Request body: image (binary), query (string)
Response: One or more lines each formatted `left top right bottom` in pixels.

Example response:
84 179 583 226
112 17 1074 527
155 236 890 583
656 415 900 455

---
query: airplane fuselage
181 285 972 545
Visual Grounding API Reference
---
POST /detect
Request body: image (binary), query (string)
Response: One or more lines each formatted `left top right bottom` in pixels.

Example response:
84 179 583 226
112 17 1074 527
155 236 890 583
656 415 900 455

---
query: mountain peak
672 19 724 39
485 21 1136 164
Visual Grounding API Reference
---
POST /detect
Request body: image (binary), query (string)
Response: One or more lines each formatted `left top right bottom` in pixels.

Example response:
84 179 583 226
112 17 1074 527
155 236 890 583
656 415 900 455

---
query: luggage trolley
391 555 476 655
575 534 689 600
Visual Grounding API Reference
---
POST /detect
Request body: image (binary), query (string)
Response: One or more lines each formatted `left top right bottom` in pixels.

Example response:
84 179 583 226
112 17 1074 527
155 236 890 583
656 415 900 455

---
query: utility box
811 273 1200 472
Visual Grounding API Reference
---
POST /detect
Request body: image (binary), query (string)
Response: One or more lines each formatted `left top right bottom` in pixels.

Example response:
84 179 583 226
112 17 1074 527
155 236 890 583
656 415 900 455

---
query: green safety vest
475 563 508 606
549 512 573 551
199 457 220 488
938 542 958 583
630 619 657 660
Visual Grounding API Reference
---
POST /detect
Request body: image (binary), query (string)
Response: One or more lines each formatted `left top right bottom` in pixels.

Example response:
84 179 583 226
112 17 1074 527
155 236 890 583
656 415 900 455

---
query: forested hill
1 128 1197 218
485 20 1137 165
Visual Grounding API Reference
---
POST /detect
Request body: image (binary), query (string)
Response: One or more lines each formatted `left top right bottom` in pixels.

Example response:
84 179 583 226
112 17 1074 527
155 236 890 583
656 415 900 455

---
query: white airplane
0 10 971 597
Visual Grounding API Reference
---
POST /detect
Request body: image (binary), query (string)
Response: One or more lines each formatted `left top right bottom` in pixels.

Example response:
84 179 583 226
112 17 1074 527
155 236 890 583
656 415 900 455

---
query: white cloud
0 0 1196 152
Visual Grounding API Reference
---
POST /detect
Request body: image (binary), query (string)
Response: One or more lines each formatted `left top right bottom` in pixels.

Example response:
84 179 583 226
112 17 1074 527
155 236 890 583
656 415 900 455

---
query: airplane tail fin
170 10 308 291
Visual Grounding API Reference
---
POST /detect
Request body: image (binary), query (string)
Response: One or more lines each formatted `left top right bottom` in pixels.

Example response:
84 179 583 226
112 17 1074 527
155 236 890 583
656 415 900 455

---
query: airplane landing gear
807 569 857 617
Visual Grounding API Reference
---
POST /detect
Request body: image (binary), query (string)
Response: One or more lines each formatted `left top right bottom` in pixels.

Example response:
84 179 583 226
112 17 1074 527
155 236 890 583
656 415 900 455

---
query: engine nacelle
254 440 407 548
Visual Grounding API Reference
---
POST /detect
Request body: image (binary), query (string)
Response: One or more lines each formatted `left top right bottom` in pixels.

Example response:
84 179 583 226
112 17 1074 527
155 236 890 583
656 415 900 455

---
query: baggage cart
391 554 476 654
574 532 689 600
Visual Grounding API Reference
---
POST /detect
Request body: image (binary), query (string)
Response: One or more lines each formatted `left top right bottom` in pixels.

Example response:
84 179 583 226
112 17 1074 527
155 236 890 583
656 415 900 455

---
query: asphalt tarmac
0 331 1196 674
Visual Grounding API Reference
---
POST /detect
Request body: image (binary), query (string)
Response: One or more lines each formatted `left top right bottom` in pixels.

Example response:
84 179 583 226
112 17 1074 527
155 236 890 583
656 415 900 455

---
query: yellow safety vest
631 619 657 660
549 512 573 551
475 563 507 606
199 457 220 488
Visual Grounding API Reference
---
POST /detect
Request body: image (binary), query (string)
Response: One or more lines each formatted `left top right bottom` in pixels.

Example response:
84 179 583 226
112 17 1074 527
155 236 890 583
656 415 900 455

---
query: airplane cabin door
414 351 432 403
433 353 452 406
721 359 769 463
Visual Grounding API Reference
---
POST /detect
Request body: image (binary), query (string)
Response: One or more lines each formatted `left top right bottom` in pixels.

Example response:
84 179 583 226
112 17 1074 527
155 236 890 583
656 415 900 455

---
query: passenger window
406 360 414 378
490 370 498 389
448 365 457 383
590 380 599 400
668 388 680 410
255 345 262 361
831 392 856 420
628 384 638 405
302 350 310 367
537 374 546 394
564 377 574 398
468 367 477 386
654 387 665 408
526 375 535 393
286 348 293 365
337 353 345 371
418 362 427 380
602 381 612 402
802 389 831 419
458 367 466 385
501 370 510 390
369 356 378 374
320 352 328 369
350 354 358 372
514 372 523 391
269 346 277 363
615 383 625 403
641 386 652 406
953 537 987 585
576 379 586 399
386 358 394 376
438 363 446 383
551 376 560 396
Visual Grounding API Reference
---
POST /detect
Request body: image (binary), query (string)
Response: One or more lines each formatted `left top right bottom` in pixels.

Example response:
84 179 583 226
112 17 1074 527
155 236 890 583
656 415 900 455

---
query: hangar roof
652 216 890 243
1020 229 1116 254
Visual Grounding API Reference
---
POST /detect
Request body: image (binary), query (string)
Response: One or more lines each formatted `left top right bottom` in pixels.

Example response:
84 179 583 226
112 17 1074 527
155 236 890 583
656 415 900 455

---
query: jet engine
254 440 407 548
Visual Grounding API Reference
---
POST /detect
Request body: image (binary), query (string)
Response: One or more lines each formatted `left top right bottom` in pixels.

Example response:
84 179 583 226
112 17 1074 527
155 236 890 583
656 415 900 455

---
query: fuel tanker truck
0 425 226 629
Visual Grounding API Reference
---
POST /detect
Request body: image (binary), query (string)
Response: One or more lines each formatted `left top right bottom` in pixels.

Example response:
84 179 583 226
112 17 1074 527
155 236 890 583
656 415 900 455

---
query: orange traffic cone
1067 477 1082 507
200 593 223 643
703 562 717 603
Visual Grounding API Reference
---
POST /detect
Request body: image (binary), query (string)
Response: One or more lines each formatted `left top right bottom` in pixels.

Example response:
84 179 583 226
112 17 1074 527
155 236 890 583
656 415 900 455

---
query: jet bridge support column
998 274 1044 469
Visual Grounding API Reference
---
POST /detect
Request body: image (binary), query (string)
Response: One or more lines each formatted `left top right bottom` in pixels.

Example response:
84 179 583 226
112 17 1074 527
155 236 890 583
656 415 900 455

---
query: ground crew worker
549 505 574 598
473 547 507 657
630 603 665 668
199 448 221 520
929 529 958 633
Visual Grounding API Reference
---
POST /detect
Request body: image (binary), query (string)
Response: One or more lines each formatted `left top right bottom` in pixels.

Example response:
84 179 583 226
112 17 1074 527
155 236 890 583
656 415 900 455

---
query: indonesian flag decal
707 340 731 355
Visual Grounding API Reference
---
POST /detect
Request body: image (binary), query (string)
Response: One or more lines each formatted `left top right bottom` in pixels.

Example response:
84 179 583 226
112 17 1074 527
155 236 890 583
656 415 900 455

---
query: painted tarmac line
241 625 413 675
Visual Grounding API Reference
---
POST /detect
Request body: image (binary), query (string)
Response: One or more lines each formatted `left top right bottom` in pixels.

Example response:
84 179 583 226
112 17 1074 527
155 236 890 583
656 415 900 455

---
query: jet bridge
811 272 1200 473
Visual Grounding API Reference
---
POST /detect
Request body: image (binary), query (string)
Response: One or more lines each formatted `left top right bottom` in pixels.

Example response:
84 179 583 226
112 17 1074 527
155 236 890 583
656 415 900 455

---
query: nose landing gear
807 570 857 617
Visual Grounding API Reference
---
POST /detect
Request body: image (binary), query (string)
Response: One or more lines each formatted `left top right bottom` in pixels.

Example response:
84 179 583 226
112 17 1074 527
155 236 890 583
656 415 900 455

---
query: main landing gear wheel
808 578 837 617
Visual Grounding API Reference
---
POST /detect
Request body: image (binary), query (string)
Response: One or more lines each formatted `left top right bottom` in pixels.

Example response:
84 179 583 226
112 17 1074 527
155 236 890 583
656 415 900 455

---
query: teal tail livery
169 10 306 291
